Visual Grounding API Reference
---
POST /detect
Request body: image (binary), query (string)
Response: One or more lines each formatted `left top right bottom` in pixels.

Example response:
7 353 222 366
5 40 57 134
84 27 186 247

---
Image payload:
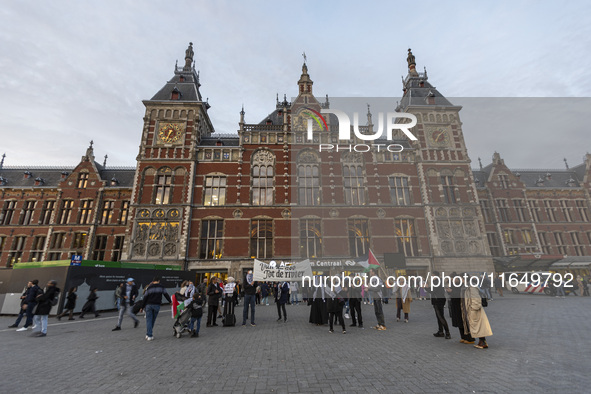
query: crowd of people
8 270 588 348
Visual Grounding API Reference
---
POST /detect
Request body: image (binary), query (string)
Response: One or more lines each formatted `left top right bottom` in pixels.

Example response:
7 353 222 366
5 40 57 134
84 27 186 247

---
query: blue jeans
117 303 138 327
189 317 201 333
291 292 299 304
145 304 160 337
33 315 48 334
242 294 256 324
16 302 36 327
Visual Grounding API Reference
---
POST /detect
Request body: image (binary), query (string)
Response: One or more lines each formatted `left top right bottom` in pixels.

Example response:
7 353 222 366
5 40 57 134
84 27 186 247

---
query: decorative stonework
252 150 275 166
281 209 291 219
329 208 339 218
376 208 386 218
233 209 243 218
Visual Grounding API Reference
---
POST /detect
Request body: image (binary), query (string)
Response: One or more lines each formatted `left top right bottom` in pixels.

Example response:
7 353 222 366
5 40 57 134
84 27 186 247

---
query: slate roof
149 67 203 102
200 134 240 146
399 74 455 110
472 168 582 189
0 164 135 188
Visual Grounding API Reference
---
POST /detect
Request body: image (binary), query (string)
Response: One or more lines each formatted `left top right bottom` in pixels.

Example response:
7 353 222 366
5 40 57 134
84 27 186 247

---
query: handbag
481 297 488 308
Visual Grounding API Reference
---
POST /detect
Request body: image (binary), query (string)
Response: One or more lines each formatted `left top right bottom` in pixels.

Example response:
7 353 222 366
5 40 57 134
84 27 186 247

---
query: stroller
173 306 191 338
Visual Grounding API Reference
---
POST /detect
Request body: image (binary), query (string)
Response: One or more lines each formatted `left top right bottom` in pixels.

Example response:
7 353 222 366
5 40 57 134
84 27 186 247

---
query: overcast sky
0 1 590 169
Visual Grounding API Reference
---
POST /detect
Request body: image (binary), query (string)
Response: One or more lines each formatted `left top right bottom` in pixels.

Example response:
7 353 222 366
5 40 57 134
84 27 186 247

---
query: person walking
207 276 221 327
448 274 474 344
347 275 363 329
13 280 42 331
430 271 451 339
261 282 270 306
327 287 346 334
10 281 33 329
275 281 289 323
141 277 172 341
57 287 77 320
463 279 493 349
290 281 299 305
242 270 257 326
114 283 124 310
79 288 100 318
494 275 504 297
395 282 412 323
187 292 204 337
368 269 386 331
112 278 139 331
31 280 60 337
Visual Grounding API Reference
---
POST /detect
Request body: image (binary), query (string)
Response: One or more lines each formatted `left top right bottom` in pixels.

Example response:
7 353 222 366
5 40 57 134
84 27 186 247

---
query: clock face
427 127 451 147
158 123 184 144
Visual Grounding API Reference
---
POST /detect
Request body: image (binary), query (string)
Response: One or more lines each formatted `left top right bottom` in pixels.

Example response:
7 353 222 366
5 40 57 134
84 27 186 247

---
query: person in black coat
447 273 473 344
327 287 346 334
57 287 77 320
275 282 289 322
206 277 221 327
32 280 60 337
79 288 100 318
429 271 451 339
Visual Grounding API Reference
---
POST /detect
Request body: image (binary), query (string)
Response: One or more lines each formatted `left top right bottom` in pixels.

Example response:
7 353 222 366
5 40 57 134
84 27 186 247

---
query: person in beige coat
395 284 412 322
462 284 493 349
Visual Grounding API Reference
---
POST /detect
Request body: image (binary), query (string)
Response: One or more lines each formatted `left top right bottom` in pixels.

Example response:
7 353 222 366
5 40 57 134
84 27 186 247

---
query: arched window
297 151 320 205
251 151 275 206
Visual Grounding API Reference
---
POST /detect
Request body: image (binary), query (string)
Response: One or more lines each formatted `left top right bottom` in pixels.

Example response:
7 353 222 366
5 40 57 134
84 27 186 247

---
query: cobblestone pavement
1 293 590 393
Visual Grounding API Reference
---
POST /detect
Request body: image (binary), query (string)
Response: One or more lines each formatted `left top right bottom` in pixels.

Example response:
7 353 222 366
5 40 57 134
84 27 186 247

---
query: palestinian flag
357 249 381 272
171 293 186 319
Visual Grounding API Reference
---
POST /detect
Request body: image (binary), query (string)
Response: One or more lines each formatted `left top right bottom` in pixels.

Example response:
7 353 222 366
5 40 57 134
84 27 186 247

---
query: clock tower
398 49 493 274
122 42 215 267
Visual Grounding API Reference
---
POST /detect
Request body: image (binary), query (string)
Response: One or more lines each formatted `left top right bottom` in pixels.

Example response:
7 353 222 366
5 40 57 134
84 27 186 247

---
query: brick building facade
1 44 589 280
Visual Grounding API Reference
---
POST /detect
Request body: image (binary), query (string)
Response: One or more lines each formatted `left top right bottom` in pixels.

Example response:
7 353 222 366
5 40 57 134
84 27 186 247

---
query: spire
240 105 245 124
82 141 95 162
564 158 569 170
0 153 5 170
478 157 483 170
367 103 373 126
184 42 194 71
297 59 313 95
103 154 108 168
407 48 418 77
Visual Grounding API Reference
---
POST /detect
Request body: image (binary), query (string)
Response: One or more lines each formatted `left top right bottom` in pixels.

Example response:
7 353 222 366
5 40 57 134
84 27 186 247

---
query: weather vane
302 51 307 64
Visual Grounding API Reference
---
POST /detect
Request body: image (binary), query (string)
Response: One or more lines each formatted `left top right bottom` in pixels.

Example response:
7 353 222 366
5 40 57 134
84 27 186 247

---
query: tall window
498 174 509 189
50 232 66 249
554 233 567 255
30 236 46 262
252 165 274 205
539 232 551 254
9 236 27 266
521 229 533 245
559 200 573 222
480 200 492 223
441 176 457 204
250 220 272 258
39 201 55 225
93 235 107 260
119 201 130 225
0 237 5 263
496 199 510 222
79 201 93 225
300 219 322 258
155 175 172 204
513 199 527 222
347 219 369 257
1 201 17 225
389 176 411 206
395 219 418 256
203 176 227 206
200 220 223 259
77 172 89 189
58 200 74 224
503 229 515 245
111 236 125 261
571 233 584 256
72 232 87 250
343 165 365 205
576 200 589 222
544 200 556 222
100 201 115 224
487 233 501 256
298 165 320 205
528 200 540 222
18 201 35 225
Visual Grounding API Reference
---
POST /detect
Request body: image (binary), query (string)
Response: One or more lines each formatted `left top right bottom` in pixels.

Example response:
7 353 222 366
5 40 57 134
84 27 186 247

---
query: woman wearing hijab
57 286 77 321
309 275 328 325
395 281 412 323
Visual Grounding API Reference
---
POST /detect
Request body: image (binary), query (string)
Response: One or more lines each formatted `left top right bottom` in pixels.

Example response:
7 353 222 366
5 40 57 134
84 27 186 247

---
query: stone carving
148 243 161 256
441 241 453 255
233 209 243 218
462 207 475 217
298 150 319 163
329 208 339 218
464 220 477 237
469 241 480 254
455 240 467 254
449 208 460 217
435 207 447 217
282 209 291 219
437 221 451 239
163 243 176 256
451 221 463 238
252 150 275 166
376 208 386 218
133 243 145 255
341 152 363 163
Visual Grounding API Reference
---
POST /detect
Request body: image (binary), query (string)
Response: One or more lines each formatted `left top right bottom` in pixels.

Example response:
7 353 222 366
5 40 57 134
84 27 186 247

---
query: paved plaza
1 293 589 393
